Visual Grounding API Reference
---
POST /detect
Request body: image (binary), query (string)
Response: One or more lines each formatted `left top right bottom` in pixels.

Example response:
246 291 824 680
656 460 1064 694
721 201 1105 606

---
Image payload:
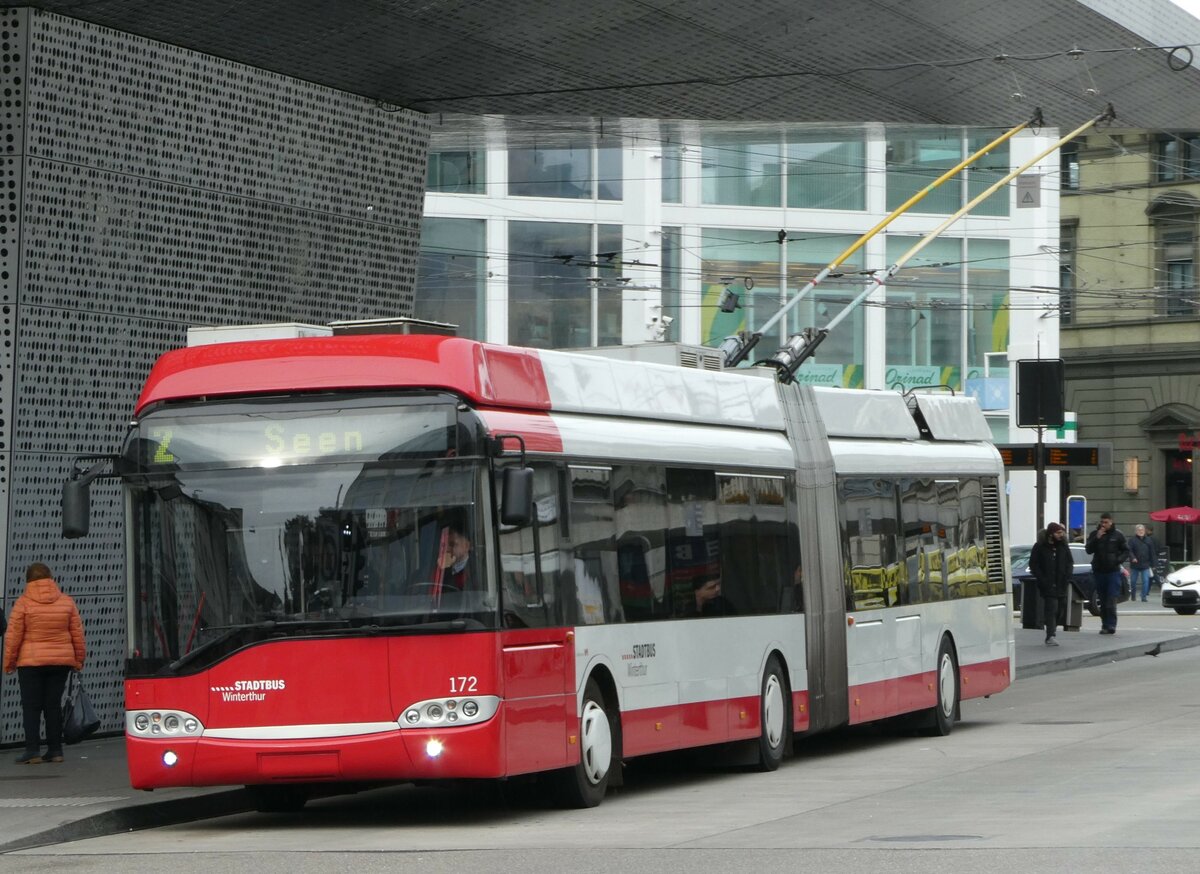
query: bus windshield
123 397 495 676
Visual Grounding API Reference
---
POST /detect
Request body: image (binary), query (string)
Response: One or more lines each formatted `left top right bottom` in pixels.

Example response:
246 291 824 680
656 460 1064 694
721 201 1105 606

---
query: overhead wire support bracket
719 109 1044 369
764 105 1116 384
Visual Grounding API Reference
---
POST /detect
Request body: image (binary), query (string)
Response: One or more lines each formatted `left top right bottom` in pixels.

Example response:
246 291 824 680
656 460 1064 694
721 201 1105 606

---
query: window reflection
841 475 999 611
415 217 485 339
508 142 622 200
508 221 623 349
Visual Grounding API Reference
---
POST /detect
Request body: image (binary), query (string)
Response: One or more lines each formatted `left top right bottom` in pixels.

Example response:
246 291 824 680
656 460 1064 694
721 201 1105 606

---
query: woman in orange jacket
3 563 86 764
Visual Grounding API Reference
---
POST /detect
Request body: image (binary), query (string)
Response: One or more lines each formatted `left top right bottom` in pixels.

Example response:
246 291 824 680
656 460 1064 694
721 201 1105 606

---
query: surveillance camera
660 315 674 327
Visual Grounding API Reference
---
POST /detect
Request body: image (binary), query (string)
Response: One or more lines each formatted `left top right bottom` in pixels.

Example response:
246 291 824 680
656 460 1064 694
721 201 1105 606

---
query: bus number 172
450 676 478 693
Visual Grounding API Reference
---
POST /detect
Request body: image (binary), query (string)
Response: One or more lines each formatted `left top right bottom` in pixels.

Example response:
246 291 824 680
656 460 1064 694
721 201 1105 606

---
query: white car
1161 562 1200 615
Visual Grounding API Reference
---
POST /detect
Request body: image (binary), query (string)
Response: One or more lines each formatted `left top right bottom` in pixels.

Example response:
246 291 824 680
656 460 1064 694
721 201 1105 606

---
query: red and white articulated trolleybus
64 329 1013 811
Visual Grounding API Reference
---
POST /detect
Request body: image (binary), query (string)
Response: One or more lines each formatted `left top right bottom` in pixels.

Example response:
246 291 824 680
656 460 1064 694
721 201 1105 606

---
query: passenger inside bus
683 574 735 617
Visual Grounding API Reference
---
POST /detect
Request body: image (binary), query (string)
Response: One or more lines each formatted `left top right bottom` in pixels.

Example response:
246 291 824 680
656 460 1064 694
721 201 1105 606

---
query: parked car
1009 544 1033 609
1012 542 1109 616
1161 561 1200 615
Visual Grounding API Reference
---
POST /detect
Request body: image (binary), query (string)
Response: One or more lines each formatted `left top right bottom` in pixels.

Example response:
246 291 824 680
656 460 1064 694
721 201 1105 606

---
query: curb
1017 633 1200 679
0 788 253 854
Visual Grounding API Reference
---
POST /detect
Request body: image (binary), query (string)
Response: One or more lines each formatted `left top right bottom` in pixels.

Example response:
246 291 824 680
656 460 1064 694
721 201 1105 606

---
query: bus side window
716 473 789 616
614 465 669 622
665 467 719 617
839 477 900 611
568 465 623 625
497 464 562 628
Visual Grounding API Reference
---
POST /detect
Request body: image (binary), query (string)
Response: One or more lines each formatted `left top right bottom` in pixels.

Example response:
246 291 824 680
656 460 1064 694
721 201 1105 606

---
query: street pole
1036 424 1045 533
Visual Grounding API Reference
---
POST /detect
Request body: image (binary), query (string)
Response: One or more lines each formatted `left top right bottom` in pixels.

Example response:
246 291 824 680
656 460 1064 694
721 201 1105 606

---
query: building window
697 228 864 383
1060 142 1080 191
786 133 866 210
1059 223 1077 324
1148 194 1200 317
508 142 622 200
426 150 485 194
884 236 962 386
661 140 684 204
659 123 686 203
886 131 1010 216
414 218 486 339
783 232 864 383
966 133 1009 217
701 131 782 207
966 239 1010 369
1155 135 1200 183
699 228 778 344
508 222 623 349
1162 228 1197 316
886 131 962 214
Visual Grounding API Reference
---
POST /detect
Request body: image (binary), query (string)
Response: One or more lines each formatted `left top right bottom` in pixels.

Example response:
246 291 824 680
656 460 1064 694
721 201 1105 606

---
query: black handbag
61 671 100 745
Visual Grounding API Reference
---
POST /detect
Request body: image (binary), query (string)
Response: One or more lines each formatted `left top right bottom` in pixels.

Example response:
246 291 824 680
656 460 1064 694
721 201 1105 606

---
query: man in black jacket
1086 513 1130 635
1129 524 1156 602
1031 522 1073 645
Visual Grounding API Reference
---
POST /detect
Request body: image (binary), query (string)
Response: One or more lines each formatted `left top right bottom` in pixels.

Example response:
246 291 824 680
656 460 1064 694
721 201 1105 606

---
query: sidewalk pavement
2 617 1198 853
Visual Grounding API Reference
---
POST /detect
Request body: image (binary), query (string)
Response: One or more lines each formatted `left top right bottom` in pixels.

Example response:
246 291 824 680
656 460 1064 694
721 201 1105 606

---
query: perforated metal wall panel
0 9 430 745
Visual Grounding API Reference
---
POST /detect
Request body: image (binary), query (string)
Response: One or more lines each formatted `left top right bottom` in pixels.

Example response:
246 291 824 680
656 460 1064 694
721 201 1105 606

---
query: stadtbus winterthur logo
210 678 287 702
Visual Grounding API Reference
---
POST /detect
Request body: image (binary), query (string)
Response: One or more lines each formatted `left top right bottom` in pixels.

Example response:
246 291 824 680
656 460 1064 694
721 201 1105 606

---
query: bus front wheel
551 678 615 808
756 655 789 771
924 636 959 737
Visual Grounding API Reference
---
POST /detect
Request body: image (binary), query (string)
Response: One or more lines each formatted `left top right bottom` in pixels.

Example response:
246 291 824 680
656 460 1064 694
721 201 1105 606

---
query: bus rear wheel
550 678 615 808
924 636 959 737
757 655 789 771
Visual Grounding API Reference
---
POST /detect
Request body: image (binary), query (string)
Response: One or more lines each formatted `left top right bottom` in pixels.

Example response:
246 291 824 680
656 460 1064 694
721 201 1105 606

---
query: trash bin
1023 579 1082 631
1021 575 1042 629
1063 582 1084 631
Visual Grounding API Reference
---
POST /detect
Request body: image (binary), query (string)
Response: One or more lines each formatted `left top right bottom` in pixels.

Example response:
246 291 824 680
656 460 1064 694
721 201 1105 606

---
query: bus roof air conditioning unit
571 343 724 371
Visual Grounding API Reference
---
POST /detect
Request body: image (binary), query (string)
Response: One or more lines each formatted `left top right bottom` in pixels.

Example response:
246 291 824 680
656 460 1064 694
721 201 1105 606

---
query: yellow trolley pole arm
764 104 1114 382
721 109 1044 367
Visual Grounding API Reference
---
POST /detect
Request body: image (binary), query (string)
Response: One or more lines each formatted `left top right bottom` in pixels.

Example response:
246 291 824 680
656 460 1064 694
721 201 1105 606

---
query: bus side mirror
500 467 534 527
61 458 112 539
62 477 92 539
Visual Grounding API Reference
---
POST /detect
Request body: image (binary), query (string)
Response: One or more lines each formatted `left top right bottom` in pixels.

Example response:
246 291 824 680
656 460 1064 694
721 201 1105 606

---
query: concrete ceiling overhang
7 0 1200 128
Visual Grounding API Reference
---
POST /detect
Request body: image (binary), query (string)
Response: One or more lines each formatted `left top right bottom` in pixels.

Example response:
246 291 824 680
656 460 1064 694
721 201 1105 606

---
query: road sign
1016 174 1042 208
1067 494 1087 531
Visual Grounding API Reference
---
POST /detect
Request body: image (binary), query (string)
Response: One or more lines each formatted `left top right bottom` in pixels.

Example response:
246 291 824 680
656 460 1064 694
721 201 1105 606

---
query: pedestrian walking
1031 522 1073 645
1129 524 1155 602
1085 513 1130 635
1145 524 1164 591
3 563 86 764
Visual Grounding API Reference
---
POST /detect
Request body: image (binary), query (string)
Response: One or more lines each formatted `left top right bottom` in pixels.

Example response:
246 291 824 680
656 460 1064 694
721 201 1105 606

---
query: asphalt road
11 625 1200 873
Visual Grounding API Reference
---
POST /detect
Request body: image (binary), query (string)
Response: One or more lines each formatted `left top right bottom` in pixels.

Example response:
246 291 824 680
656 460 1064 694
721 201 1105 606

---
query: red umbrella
1150 507 1200 561
1149 506 1200 524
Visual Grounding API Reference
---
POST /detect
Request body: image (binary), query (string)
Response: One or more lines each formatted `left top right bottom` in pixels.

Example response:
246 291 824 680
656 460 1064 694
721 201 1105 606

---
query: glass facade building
418 121 1058 401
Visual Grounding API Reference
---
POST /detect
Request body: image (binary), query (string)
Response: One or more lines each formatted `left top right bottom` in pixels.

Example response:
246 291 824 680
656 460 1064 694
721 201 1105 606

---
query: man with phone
1085 513 1130 635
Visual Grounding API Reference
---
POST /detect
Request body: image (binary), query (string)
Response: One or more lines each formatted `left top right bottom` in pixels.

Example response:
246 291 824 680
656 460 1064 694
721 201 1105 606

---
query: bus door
497 464 573 775
842 478 900 721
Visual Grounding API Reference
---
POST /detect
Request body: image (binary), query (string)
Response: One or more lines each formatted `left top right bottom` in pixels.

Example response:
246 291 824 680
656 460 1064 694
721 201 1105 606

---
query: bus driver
436 525 472 591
